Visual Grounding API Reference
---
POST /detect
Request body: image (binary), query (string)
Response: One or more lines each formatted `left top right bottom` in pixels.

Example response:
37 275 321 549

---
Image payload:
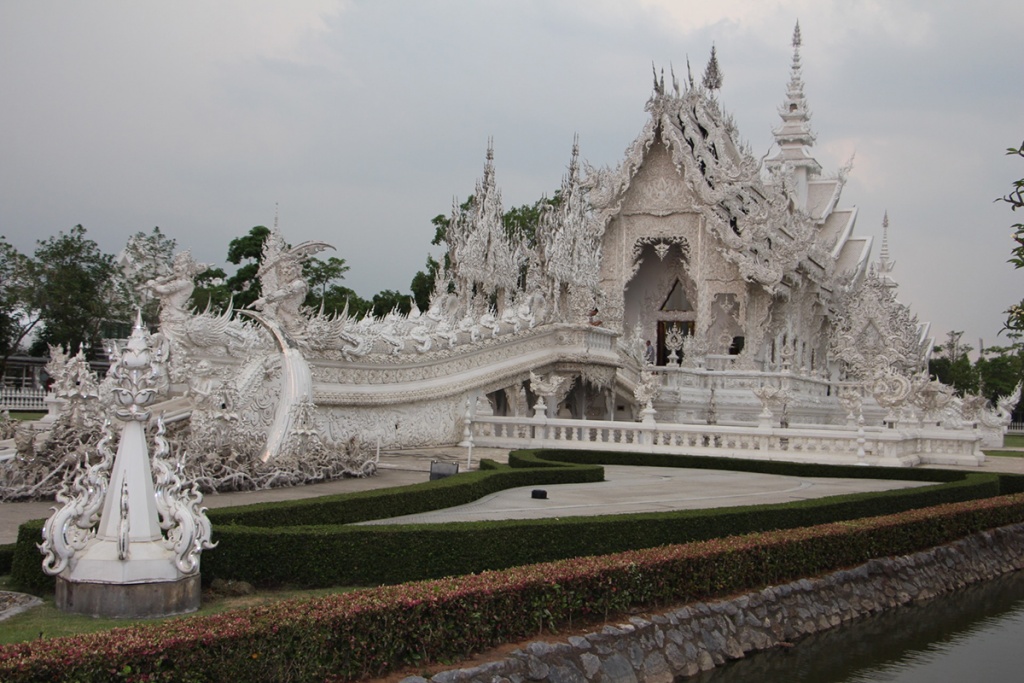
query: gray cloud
1 1 1021 350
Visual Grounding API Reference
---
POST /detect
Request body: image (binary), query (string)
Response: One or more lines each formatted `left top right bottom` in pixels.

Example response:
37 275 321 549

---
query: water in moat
690 569 1024 682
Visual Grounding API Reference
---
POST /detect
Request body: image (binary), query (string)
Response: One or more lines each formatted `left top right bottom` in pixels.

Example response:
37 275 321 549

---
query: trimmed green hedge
199 474 999 588
0 543 13 575
206 456 601 527
518 448 1024 489
11 450 1018 593
10 522 46 593
9 456 603 593
3 495 1023 683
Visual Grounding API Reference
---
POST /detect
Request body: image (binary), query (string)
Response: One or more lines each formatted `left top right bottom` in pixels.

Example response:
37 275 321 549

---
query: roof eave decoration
589 74 825 295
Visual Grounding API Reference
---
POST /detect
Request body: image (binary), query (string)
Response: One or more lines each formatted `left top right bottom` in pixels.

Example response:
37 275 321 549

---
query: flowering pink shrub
3 493 1023 682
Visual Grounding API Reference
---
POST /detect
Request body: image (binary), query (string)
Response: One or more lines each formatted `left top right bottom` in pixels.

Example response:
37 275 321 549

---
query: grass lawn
1002 435 1024 449
0 575 350 645
983 434 1024 457
4 411 45 421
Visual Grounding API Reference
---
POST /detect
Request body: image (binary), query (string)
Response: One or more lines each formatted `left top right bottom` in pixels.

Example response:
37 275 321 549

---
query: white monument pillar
40 313 214 618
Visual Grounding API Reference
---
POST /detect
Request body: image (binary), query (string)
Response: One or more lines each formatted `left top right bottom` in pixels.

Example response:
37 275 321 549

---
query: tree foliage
930 329 1024 420
410 254 441 313
224 225 271 310
189 226 271 312
370 289 411 318
303 255 371 318
0 236 41 374
1002 141 1024 331
29 225 122 356
929 331 979 396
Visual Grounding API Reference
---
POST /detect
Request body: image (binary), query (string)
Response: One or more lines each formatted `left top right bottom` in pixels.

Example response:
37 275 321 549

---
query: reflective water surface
691 570 1024 683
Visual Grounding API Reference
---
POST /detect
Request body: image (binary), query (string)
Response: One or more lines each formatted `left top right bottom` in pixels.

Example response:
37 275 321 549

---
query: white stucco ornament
39 313 215 617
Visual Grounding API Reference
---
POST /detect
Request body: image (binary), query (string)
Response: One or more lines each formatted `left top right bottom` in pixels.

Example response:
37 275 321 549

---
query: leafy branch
1001 142 1024 330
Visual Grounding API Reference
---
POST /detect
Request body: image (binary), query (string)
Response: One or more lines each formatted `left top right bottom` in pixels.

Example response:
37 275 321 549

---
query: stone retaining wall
404 523 1024 683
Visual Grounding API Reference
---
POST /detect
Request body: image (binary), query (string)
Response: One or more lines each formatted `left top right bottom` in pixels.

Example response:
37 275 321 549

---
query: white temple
4 26 1018 500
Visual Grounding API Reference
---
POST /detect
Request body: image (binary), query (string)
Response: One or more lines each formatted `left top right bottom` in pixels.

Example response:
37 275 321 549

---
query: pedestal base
56 573 201 618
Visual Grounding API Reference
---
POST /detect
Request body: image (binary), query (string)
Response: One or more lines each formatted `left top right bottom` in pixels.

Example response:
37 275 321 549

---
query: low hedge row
3 494 1023 683
8 457 603 593
0 543 13 575
197 470 1000 588
206 456 603 527
11 451 1007 592
517 448 1024 490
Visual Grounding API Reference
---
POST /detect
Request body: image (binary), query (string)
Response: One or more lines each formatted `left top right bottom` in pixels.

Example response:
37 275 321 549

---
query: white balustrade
467 413 984 467
0 387 47 411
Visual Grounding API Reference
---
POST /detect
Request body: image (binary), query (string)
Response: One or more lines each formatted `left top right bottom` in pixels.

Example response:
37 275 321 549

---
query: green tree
30 225 122 357
303 256 349 307
410 254 441 313
224 225 271 310
929 330 980 396
187 226 271 313
322 286 371 319
0 236 42 375
370 289 412 318
976 342 1024 408
1002 141 1024 331
189 266 231 312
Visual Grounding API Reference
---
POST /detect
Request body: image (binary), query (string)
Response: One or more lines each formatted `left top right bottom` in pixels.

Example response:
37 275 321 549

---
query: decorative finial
793 20 802 49
878 211 896 285
702 44 723 92
880 210 891 261
686 55 695 89
274 202 279 230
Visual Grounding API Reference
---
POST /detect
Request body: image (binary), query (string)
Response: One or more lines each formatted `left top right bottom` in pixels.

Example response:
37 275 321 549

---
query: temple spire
877 211 897 288
766 21 821 207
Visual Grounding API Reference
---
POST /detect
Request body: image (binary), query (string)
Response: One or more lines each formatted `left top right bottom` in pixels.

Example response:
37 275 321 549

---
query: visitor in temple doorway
644 340 656 365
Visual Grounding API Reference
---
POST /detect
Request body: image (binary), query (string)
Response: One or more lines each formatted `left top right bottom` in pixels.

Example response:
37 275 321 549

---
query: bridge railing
467 413 983 467
0 387 47 412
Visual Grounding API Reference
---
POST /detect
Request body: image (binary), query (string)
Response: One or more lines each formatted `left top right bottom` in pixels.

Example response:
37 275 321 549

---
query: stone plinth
56 573 201 619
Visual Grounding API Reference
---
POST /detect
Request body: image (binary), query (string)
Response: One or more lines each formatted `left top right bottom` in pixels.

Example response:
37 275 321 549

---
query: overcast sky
2 1 1022 352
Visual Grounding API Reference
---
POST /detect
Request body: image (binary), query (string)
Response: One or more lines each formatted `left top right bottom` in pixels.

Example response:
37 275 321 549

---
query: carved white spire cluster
447 141 525 312
534 136 603 318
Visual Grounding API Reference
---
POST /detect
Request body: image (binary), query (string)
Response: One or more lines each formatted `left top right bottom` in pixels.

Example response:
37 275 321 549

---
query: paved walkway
358 464 933 525
2 448 1022 544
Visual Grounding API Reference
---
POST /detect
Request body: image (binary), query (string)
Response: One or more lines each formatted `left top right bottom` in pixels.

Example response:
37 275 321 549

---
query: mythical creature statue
147 251 207 332
249 229 331 345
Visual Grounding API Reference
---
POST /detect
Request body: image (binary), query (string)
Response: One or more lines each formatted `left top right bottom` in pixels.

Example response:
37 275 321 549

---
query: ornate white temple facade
3 27 1016 499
